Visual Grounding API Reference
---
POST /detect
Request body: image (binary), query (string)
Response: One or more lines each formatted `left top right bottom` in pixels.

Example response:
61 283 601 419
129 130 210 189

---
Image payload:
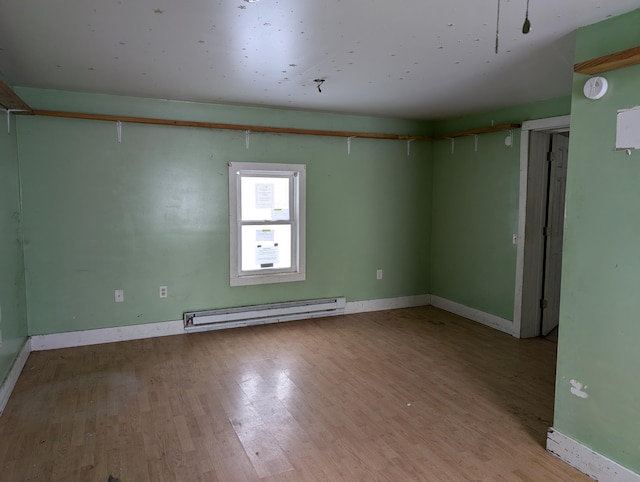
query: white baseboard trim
547 428 640 481
2 294 513 417
430 295 517 337
31 295 433 351
30 319 184 351
0 338 31 416
344 294 431 314
29 294 518 352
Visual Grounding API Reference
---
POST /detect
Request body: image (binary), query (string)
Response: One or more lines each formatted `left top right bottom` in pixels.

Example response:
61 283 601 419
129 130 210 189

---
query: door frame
513 115 571 338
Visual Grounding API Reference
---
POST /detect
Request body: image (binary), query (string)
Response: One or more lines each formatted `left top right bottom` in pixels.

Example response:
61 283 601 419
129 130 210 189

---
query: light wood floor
0 306 589 481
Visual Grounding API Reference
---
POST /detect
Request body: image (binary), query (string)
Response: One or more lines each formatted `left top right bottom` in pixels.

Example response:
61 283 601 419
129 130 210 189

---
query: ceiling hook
445 137 455 154
407 139 415 157
314 79 325 93
5 109 29 134
468 134 479 152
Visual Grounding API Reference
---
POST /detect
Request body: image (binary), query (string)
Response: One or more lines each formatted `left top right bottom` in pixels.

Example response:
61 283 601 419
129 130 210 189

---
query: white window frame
229 162 306 286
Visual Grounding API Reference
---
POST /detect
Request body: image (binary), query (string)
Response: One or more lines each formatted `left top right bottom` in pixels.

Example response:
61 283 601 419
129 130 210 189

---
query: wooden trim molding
32 109 429 141
4 79 519 143
0 81 430 141
0 81 32 112
433 123 521 140
6 80 521 143
574 46 640 75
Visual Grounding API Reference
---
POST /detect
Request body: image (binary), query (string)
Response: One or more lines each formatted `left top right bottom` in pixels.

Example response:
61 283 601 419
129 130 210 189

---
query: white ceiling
0 1 637 120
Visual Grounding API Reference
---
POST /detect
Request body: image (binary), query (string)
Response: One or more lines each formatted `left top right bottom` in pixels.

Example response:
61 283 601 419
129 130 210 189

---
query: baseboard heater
183 297 346 333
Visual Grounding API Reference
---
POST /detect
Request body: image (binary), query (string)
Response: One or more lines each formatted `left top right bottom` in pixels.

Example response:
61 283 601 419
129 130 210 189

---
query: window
229 162 306 286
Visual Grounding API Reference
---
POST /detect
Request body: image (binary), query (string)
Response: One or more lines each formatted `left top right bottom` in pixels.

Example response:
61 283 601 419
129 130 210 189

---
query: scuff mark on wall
570 379 589 399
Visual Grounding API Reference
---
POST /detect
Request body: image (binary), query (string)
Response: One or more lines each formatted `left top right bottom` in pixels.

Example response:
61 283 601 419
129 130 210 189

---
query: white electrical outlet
159 286 168 298
376 269 383 280
115 289 124 302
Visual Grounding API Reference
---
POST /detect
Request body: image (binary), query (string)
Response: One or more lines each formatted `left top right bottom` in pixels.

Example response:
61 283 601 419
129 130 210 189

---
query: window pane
229 162 305 287
240 176 290 222
240 224 292 271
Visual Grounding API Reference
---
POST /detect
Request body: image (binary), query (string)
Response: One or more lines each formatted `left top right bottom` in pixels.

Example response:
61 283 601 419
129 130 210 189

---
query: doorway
513 116 571 338
540 132 569 336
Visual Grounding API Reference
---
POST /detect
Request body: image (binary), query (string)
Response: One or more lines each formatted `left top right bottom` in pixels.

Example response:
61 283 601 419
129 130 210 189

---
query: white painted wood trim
0 338 31 416
521 116 572 133
513 128 530 338
547 428 640 481
344 294 431 314
31 295 432 351
30 320 184 351
514 115 571 338
430 295 517 337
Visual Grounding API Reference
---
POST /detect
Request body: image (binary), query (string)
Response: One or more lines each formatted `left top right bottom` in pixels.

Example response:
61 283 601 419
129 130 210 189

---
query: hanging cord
522 0 531 34
495 0 501 53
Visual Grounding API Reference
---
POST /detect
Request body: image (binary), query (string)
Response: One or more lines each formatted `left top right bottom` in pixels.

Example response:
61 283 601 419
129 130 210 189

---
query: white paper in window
256 244 279 266
616 106 640 150
255 183 274 209
271 208 290 220
256 229 275 241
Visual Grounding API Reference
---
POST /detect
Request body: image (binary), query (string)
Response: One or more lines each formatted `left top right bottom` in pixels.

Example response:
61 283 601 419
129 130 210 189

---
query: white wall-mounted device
583 76 608 100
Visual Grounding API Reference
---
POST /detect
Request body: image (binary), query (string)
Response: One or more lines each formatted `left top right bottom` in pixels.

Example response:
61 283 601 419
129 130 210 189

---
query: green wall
432 96 571 137
0 107 28 382
553 8 640 473
5 88 573 338
430 131 520 320
16 89 431 335
430 99 570 321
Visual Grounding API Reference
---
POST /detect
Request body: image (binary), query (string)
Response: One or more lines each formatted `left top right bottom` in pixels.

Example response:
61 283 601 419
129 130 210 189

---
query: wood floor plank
0 306 590 480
